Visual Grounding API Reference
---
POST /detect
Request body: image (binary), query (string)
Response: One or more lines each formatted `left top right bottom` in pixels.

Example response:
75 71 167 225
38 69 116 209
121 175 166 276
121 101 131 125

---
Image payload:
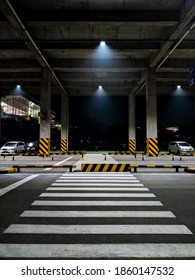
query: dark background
68 95 195 151
1 95 195 151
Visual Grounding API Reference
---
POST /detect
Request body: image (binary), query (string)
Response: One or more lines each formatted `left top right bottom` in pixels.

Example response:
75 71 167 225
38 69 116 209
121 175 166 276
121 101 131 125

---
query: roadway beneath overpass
0 168 195 259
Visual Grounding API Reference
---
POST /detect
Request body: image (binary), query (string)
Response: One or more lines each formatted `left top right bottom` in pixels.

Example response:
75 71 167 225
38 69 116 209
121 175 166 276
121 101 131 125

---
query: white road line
53 156 74 166
0 174 39 197
21 210 175 218
61 173 135 176
32 200 163 206
51 183 144 187
57 179 140 182
1 243 195 258
44 156 74 170
39 193 155 197
47 187 149 191
138 173 195 176
4 224 192 234
56 177 140 183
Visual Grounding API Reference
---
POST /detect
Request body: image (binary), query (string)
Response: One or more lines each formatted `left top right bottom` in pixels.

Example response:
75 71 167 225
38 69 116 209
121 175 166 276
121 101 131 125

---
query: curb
81 163 188 172
184 167 195 173
0 168 17 174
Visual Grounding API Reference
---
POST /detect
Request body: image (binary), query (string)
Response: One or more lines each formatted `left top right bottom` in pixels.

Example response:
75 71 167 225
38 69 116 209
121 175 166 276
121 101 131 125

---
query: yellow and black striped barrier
81 163 188 173
129 164 188 172
12 164 75 172
82 164 130 172
61 139 67 152
108 151 133 155
0 167 17 174
184 167 195 173
146 138 158 157
66 151 84 155
39 138 50 156
50 151 84 155
129 139 136 154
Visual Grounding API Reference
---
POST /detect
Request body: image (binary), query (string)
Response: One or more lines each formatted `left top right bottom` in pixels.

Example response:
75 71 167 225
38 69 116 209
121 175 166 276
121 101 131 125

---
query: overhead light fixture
99 85 102 89
16 85 21 88
100 41 106 46
177 85 181 89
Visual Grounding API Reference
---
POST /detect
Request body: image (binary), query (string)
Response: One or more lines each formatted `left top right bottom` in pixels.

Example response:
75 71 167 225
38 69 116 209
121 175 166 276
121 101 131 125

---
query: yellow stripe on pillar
146 138 158 157
39 138 50 156
61 139 67 152
129 139 136 154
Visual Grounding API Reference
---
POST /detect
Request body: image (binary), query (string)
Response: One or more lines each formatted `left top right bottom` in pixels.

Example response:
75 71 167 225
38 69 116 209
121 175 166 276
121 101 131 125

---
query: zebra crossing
1 172 195 258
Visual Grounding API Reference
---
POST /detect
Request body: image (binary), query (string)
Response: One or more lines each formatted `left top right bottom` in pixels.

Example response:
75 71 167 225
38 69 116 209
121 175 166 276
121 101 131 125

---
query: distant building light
100 41 106 46
166 126 179 132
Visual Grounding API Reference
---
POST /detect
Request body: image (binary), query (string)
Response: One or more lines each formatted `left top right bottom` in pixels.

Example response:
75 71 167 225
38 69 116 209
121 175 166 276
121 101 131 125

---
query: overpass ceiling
0 0 195 99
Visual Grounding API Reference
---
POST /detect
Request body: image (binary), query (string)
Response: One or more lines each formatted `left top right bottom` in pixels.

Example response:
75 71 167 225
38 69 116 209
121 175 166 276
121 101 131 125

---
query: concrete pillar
0 96 2 145
194 96 195 122
39 68 51 156
128 94 136 153
146 68 158 156
61 94 68 152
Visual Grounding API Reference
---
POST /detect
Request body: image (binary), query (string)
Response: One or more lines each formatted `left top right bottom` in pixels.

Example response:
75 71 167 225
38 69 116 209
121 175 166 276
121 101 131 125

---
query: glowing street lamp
100 41 106 46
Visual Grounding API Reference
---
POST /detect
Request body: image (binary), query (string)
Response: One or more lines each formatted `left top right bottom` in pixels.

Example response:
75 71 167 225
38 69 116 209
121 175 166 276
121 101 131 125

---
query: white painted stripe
62 172 135 177
54 156 73 166
44 168 52 171
62 172 134 174
21 210 175 218
32 200 163 206
140 173 195 176
0 174 39 197
51 183 144 187
56 177 140 183
5 224 192 234
40 193 155 198
60 176 136 180
47 187 149 191
1 243 195 258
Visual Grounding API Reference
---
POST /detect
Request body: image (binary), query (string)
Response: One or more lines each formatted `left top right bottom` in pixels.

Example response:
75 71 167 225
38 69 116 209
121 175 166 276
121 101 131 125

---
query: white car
168 141 194 155
0 141 25 155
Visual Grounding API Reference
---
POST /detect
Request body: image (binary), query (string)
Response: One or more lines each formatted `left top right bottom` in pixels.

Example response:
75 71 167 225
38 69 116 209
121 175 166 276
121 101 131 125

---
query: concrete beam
57 72 140 80
161 59 194 69
149 0 195 68
20 10 179 23
0 0 68 96
51 59 148 70
61 82 135 88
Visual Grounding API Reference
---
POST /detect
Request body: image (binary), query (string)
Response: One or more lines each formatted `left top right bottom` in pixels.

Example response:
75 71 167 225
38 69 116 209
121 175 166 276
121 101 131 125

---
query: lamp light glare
177 85 181 89
100 41 106 46
16 85 21 88
99 85 102 89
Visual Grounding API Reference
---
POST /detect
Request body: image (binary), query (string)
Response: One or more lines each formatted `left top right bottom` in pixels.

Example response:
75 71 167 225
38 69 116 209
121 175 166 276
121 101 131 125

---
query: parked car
168 141 194 155
25 141 39 154
0 141 25 155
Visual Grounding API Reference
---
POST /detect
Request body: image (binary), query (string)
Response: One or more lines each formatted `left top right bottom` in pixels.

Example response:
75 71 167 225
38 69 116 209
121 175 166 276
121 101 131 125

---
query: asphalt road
0 166 195 259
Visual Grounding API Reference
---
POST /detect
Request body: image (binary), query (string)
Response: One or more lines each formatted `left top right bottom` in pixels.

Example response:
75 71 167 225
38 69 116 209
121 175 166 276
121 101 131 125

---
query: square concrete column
146 68 158 156
61 94 69 152
128 94 136 154
194 96 195 121
39 68 51 156
0 97 2 145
